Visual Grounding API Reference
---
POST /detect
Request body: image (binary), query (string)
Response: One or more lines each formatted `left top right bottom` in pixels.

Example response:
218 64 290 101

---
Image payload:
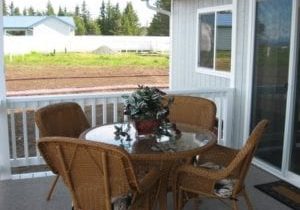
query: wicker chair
173 119 269 210
38 137 161 210
166 95 217 131
35 102 90 200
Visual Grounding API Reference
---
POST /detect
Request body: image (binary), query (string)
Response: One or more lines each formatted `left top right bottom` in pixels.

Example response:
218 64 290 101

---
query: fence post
0 7 12 180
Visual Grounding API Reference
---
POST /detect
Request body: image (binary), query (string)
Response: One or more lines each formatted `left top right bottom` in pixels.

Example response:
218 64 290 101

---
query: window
196 6 233 77
5 29 33 36
6 30 26 36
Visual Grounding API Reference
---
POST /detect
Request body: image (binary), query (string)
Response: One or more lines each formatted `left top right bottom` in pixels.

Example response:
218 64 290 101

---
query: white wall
4 36 170 55
33 18 74 37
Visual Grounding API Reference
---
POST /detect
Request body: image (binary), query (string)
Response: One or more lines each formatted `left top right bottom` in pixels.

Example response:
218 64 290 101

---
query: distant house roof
3 16 75 29
217 14 232 27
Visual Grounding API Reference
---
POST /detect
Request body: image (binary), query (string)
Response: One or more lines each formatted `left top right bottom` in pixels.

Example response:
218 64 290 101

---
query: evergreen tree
58 6 64 16
3 0 8 15
9 2 14 16
22 8 27 15
99 2 122 35
46 0 55 16
121 2 140 35
86 20 101 35
28 6 35 16
13 7 20 15
110 4 122 35
75 5 80 16
63 7 68 15
81 1 89 22
98 1 106 33
80 1 101 35
74 16 86 35
147 0 170 36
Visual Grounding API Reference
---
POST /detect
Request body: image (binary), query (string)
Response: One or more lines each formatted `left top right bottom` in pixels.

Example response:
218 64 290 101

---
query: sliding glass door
251 0 292 169
289 5 300 177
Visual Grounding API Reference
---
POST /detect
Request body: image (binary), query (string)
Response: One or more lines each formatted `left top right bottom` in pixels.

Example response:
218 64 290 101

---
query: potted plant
122 85 173 135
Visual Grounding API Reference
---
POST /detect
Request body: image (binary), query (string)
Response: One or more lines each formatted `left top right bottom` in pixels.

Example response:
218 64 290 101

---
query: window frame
195 5 235 78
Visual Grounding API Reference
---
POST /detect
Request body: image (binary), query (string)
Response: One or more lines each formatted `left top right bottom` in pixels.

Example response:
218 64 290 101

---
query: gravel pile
93 46 116 54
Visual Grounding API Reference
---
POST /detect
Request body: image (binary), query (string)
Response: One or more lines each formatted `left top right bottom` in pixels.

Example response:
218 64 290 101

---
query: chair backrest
166 95 217 131
35 102 90 138
38 137 140 210
226 119 269 195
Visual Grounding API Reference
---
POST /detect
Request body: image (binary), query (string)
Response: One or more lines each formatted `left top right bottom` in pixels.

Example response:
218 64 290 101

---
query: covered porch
1 0 300 209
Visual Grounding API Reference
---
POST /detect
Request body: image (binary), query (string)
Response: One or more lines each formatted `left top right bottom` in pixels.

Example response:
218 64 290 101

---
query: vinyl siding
171 0 232 90
171 0 252 147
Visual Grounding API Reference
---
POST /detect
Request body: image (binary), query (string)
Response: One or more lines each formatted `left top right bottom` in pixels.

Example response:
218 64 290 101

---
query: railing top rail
167 88 233 95
6 88 233 102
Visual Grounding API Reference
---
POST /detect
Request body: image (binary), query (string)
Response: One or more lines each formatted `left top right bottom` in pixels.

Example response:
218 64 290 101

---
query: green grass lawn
5 52 169 69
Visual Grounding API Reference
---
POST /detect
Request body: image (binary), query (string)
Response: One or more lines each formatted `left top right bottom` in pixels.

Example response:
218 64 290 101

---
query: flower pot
134 119 160 135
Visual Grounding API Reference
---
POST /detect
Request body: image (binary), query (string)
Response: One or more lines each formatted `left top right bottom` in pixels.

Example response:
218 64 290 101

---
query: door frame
244 0 300 187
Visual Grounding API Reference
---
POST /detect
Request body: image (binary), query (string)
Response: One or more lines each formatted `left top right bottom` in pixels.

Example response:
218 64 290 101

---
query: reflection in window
198 10 232 72
216 11 232 71
199 13 215 68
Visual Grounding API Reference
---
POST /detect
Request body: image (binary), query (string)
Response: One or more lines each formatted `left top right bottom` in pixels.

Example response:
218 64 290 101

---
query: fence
4 36 170 55
5 88 234 179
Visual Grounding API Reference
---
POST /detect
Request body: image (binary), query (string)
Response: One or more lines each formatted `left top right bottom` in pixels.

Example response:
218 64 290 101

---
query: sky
6 0 156 26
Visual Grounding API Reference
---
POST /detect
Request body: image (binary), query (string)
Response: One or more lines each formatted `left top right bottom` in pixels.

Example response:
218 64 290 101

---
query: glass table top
82 123 216 156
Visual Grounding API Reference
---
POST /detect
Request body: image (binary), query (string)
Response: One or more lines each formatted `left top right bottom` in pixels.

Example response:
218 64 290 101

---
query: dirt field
6 65 169 95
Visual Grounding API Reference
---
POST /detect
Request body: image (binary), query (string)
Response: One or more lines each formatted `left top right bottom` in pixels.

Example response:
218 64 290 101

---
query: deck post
0 6 12 179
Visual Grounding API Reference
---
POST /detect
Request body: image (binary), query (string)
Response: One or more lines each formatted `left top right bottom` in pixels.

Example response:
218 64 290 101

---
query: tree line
2 0 169 36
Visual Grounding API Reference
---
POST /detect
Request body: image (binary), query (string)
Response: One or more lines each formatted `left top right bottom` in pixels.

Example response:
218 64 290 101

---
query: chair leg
173 184 178 210
47 175 60 201
177 188 183 210
231 199 238 210
243 190 254 210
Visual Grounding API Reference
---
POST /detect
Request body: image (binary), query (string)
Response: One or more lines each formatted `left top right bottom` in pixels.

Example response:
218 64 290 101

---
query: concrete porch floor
0 166 293 210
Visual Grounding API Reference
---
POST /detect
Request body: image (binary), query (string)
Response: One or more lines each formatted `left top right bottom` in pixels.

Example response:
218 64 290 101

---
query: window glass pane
198 13 215 68
6 30 26 36
216 11 232 71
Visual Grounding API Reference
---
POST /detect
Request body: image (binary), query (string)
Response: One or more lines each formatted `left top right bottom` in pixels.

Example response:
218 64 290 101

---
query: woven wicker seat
166 95 217 131
35 102 90 200
38 137 161 210
173 119 269 210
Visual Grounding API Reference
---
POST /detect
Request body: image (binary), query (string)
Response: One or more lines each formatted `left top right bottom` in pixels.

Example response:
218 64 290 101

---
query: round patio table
80 122 217 210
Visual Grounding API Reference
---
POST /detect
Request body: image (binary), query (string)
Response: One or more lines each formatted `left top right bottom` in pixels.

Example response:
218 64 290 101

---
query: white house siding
171 0 253 147
171 0 232 90
33 18 74 37
231 0 252 148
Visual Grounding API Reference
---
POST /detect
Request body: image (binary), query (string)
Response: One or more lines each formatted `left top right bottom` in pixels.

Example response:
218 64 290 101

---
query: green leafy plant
122 85 173 120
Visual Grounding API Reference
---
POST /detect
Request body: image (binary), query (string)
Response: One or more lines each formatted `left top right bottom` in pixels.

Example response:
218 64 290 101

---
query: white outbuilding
3 16 75 37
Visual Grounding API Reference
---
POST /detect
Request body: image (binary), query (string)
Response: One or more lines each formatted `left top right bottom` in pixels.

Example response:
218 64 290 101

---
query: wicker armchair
173 119 269 210
38 137 162 210
35 102 90 200
166 95 217 131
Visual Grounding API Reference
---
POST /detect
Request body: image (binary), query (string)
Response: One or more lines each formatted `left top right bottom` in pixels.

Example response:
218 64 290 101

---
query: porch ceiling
0 166 292 210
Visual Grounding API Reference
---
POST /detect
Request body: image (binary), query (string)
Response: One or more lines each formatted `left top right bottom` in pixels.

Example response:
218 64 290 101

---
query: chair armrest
176 164 230 181
197 144 239 167
138 168 162 194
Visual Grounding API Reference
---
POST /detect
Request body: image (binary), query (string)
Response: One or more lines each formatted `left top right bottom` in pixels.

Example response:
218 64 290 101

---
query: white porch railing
5 88 234 178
